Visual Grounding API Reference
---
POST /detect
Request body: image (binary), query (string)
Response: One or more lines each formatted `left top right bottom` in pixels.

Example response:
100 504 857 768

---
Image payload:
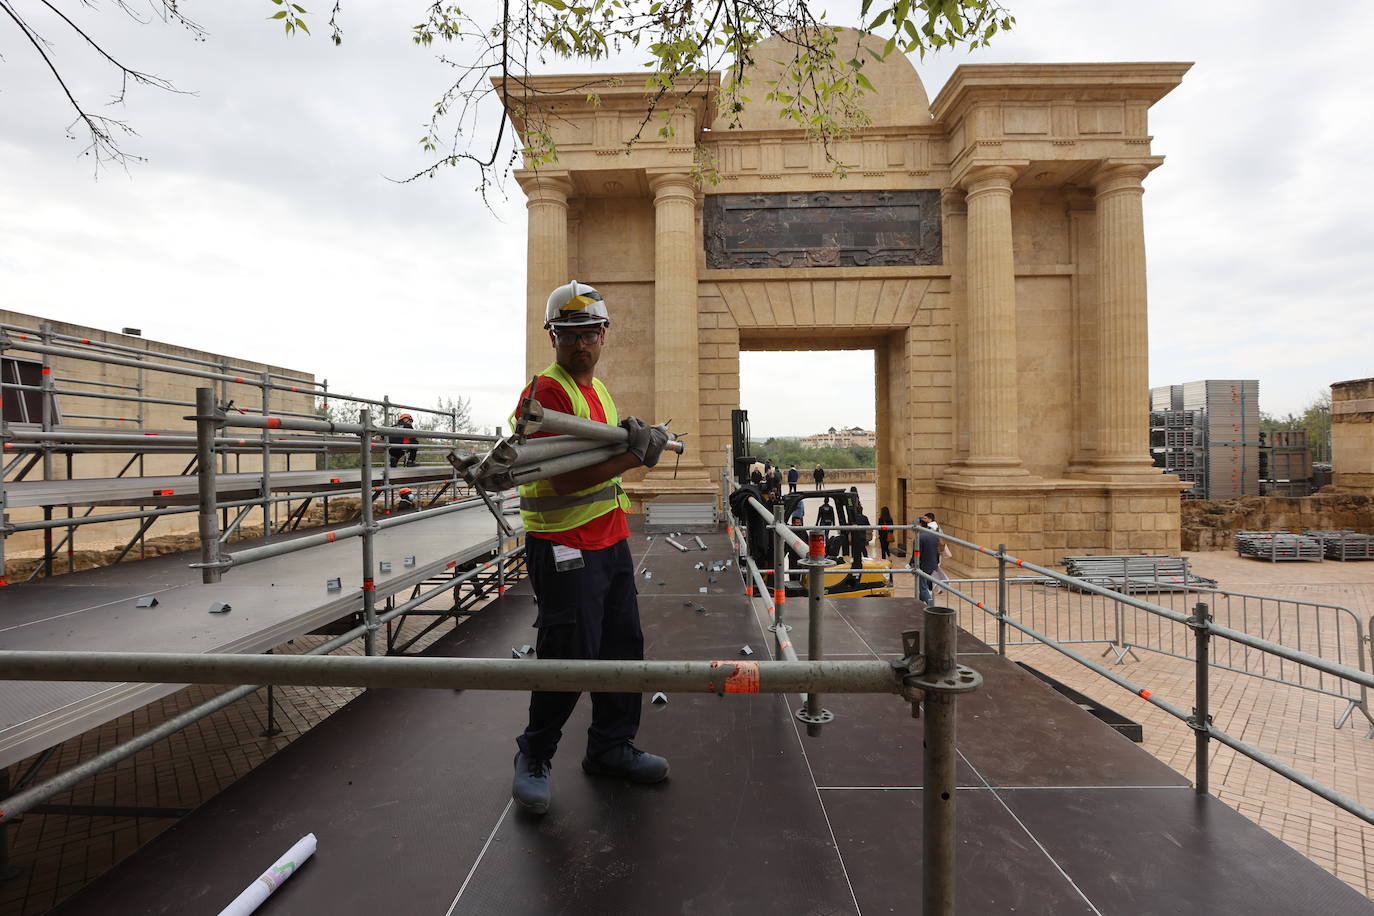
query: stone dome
711 28 932 131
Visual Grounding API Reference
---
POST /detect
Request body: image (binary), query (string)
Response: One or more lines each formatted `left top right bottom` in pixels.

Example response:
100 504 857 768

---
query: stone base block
936 477 1182 577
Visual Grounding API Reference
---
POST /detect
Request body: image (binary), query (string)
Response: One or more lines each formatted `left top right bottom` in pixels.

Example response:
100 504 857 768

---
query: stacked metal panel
1234 531 1324 562
1183 380 1261 499
645 496 718 533
1260 428 1312 496
1304 530 1374 561
1150 385 1184 411
1062 555 1218 592
1148 409 1205 497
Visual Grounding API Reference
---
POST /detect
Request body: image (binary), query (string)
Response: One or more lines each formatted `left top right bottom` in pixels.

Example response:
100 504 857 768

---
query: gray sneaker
582 742 669 784
512 752 552 814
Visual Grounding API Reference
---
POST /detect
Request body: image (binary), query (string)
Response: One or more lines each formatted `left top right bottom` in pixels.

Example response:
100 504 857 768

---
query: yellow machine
804 556 895 598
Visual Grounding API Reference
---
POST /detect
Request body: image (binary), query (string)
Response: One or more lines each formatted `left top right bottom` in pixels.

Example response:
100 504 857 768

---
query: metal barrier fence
946 576 1372 732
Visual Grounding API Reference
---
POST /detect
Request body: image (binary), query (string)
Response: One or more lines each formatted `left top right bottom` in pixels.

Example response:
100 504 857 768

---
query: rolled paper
218 833 317 916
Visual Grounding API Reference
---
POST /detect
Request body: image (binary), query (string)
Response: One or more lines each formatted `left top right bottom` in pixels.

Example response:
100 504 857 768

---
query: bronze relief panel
703 190 942 269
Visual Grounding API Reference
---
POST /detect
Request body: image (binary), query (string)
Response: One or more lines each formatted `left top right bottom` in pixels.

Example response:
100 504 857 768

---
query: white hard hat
545 281 610 329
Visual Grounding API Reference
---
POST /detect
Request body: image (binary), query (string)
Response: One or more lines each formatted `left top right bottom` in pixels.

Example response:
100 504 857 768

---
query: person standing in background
877 506 894 560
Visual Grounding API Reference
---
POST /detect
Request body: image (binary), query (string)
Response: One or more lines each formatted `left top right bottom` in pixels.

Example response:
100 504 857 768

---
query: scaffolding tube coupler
891 613 983 718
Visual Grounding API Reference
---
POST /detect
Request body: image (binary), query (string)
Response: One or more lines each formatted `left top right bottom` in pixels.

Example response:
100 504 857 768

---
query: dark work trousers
517 536 643 762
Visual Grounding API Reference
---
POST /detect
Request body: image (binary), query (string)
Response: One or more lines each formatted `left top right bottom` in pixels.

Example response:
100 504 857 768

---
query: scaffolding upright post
997 543 1008 656
771 503 788 656
1189 601 1212 795
922 605 962 916
40 321 54 578
321 379 330 525
195 388 224 584
797 530 835 736
360 409 379 656
0 331 8 587
381 395 393 513
259 369 272 537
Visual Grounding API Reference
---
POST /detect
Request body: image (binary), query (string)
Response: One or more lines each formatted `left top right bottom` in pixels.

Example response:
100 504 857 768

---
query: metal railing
946 575 1372 731
726 500 1374 830
2 321 495 582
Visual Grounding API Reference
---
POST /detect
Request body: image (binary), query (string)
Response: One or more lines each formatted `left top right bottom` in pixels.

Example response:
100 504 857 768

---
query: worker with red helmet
396 486 417 511
389 412 418 467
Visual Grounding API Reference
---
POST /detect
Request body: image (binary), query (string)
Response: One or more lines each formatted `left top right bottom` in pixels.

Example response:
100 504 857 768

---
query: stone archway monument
504 35 1191 572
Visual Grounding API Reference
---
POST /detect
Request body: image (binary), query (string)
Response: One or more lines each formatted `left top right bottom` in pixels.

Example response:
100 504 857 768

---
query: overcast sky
3 1 1370 440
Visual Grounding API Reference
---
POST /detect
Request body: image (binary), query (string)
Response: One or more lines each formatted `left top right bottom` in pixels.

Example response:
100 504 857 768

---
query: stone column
517 171 573 378
960 164 1028 477
1091 160 1158 475
941 187 970 470
647 170 705 477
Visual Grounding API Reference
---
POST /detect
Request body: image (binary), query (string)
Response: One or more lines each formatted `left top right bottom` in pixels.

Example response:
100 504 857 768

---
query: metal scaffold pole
194 388 224 584
260 369 273 537
359 408 379 656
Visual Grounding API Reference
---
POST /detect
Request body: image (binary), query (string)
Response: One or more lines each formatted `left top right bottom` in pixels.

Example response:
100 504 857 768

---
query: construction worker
510 280 671 816
389 412 418 467
396 487 417 511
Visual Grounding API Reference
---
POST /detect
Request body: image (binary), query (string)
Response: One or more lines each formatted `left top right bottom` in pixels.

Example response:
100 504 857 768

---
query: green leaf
270 10 288 18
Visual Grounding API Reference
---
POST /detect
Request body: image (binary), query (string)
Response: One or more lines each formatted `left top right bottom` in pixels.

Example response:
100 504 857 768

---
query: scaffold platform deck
0 503 517 771
3 464 456 508
44 526 1374 916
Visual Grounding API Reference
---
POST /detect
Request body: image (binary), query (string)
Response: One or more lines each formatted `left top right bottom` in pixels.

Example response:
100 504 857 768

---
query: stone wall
1182 494 1374 551
1332 377 1374 494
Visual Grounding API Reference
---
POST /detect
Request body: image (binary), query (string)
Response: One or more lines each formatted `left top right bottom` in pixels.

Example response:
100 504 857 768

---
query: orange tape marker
710 660 761 694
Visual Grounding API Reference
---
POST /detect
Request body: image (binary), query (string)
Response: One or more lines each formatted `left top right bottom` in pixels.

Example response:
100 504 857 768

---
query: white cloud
3 0 1370 437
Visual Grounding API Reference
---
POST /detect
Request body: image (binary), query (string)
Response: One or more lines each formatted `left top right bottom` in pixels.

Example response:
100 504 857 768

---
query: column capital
1091 158 1164 198
940 186 968 214
646 169 697 201
514 170 574 204
955 161 1027 196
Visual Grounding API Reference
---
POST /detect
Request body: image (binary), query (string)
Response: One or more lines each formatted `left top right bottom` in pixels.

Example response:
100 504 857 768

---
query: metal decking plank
0 504 520 769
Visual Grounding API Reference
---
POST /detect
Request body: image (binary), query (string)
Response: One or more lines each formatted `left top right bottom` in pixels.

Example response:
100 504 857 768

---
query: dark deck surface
49 526 1374 915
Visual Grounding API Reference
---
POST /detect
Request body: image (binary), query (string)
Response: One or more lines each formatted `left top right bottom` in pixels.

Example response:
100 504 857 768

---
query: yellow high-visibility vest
513 362 631 533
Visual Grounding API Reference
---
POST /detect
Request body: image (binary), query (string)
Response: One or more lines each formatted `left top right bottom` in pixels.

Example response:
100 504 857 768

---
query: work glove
620 416 670 468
